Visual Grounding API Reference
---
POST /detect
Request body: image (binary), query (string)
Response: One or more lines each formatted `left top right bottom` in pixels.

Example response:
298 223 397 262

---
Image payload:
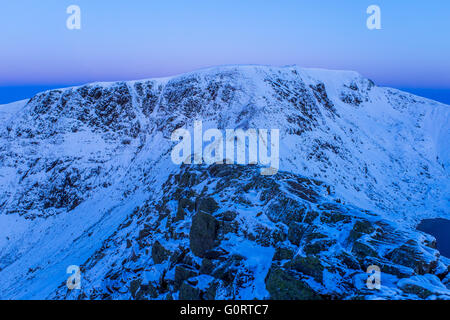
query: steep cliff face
0 65 448 299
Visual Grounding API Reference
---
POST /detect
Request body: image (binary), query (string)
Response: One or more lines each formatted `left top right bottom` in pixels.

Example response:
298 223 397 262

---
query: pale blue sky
0 1 449 102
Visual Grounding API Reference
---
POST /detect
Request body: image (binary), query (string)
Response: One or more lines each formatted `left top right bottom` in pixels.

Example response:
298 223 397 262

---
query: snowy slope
0 65 448 300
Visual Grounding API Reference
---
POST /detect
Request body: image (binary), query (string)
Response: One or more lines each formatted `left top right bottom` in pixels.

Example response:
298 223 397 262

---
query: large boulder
179 282 201 300
265 265 322 300
175 264 198 288
388 242 437 275
190 211 219 257
151 240 171 264
273 246 295 261
286 256 324 282
287 222 308 246
196 197 219 214
351 241 378 260
348 220 375 241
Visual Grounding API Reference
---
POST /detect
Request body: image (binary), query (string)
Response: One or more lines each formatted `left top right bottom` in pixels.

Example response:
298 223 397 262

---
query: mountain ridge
0 64 448 299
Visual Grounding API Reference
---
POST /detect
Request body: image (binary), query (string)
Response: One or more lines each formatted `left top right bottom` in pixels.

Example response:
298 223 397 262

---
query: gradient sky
0 1 449 100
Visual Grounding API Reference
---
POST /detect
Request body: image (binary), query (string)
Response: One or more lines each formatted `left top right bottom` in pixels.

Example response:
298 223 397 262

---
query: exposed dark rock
304 239 336 255
265 265 322 300
196 197 219 214
273 246 295 261
338 252 361 270
388 243 437 275
286 256 324 282
287 222 308 246
266 194 307 225
320 211 352 224
399 283 433 299
212 261 238 284
203 248 228 260
220 211 238 222
136 283 158 300
175 264 198 288
152 240 171 264
129 279 141 299
5 65 449 301
179 279 217 300
190 211 220 257
199 259 215 275
351 241 378 260
179 281 201 300
348 220 376 241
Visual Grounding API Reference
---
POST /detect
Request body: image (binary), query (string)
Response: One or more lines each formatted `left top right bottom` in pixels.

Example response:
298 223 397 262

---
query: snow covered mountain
0 65 448 300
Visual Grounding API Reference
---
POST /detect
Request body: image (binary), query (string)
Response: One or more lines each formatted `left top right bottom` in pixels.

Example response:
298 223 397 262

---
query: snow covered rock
0 65 448 300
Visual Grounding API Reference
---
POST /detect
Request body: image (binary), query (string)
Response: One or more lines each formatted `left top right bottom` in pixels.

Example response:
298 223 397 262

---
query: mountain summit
0 65 449 299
